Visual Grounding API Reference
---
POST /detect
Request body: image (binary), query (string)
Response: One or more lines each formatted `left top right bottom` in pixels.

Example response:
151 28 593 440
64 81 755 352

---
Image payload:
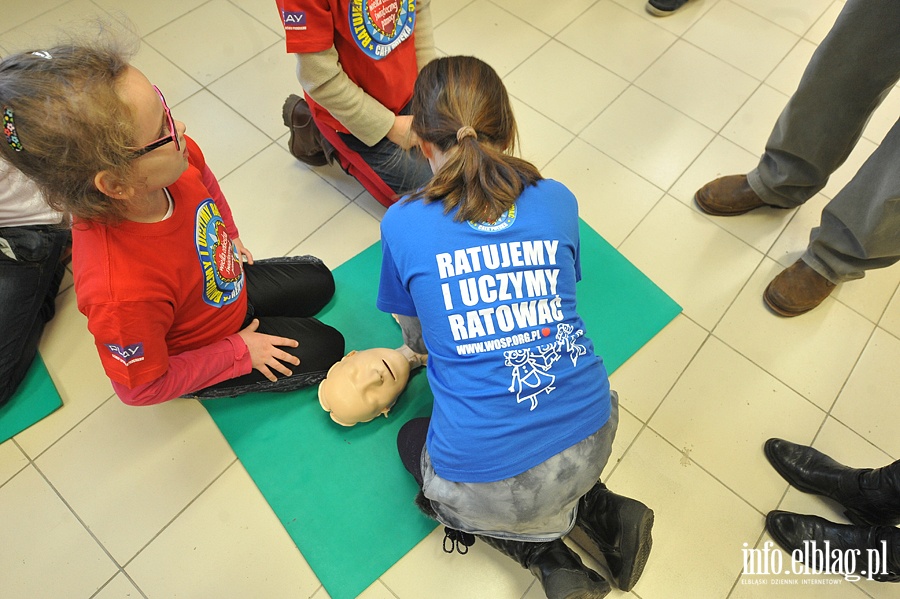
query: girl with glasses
0 42 345 405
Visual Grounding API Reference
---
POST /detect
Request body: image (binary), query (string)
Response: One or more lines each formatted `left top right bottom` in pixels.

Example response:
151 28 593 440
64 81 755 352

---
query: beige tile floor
2 0 897 597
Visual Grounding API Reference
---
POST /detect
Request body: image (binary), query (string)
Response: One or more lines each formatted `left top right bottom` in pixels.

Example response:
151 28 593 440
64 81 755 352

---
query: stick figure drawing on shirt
556 323 586 366
505 345 558 410
503 324 589 410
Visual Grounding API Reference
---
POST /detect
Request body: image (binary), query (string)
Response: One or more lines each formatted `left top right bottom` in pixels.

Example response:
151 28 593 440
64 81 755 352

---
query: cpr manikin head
318 348 412 426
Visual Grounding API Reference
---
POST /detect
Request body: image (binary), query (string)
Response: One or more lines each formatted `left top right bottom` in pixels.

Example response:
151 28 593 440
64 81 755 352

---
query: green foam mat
203 220 681 599
0 354 63 443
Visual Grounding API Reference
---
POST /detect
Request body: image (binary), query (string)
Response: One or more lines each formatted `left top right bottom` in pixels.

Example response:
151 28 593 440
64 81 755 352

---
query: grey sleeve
395 314 427 354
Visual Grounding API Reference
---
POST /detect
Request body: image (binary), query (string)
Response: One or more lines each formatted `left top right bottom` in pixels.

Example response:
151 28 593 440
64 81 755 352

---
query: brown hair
408 55 542 223
0 39 139 223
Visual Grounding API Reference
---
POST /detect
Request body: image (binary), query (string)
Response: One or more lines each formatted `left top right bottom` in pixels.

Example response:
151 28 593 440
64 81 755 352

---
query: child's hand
237 319 300 381
233 237 254 264
387 115 419 150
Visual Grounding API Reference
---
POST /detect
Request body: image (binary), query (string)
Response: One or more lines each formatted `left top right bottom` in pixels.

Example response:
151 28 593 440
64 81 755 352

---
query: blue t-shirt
378 179 611 483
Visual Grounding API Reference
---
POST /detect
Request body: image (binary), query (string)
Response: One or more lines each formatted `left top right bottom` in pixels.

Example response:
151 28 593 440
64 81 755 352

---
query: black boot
764 438 900 526
766 511 900 582
479 535 611 599
568 482 653 592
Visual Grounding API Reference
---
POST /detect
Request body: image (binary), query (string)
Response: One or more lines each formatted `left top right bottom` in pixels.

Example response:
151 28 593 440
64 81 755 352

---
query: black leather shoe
569 483 653 591
766 511 900 583
765 438 900 526
479 535 611 599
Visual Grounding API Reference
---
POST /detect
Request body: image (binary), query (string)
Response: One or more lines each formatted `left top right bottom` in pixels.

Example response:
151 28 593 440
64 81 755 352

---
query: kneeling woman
377 56 654 599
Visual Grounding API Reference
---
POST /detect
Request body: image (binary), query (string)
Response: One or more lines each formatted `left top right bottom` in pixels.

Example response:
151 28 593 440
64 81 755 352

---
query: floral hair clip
4 107 23 152
31 51 52 59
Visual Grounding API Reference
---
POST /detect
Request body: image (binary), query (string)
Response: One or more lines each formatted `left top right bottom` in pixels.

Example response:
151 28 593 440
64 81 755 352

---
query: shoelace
442 527 475 555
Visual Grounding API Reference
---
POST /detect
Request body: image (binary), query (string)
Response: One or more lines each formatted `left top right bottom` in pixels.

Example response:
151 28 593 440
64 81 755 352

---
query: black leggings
192 256 345 398
397 416 431 487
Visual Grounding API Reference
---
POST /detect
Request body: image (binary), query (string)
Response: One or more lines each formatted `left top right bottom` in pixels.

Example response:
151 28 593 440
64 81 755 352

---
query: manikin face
318 348 411 426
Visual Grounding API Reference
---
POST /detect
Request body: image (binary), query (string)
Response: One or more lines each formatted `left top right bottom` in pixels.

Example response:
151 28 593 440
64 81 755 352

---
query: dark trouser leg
397 416 430 487
338 103 434 196
192 256 344 398
192 316 344 397
396 417 474 552
396 417 440 520
748 0 900 208
0 227 69 406
244 255 336 317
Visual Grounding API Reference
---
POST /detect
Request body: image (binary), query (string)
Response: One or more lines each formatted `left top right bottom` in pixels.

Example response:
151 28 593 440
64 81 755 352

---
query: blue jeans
0 225 70 406
338 103 434 196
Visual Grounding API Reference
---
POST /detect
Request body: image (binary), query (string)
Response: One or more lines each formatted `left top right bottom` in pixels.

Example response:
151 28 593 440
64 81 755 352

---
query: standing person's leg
695 0 900 216
0 227 70 406
802 117 900 282
763 118 900 315
748 0 900 207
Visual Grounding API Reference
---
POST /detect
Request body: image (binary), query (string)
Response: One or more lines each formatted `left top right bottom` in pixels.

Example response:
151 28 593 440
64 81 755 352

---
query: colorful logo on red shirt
281 10 307 31
105 342 145 366
195 199 244 308
349 0 415 60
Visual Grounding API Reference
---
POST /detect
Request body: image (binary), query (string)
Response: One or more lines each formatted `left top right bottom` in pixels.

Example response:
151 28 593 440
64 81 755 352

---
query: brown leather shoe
282 94 329 166
694 175 770 216
763 260 837 317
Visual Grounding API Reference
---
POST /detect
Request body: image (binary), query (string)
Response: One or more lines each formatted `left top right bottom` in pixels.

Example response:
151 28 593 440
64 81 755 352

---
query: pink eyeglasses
130 86 180 157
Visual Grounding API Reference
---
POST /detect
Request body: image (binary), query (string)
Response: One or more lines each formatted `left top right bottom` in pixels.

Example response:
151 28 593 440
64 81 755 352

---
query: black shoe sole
614 505 654 592
569 503 654 592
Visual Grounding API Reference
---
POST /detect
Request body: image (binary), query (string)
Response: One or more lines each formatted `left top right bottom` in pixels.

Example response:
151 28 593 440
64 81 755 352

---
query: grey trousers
747 0 900 282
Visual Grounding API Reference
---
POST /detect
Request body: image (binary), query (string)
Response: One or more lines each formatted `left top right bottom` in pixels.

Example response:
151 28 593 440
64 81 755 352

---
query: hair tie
456 126 477 143
3 108 23 152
